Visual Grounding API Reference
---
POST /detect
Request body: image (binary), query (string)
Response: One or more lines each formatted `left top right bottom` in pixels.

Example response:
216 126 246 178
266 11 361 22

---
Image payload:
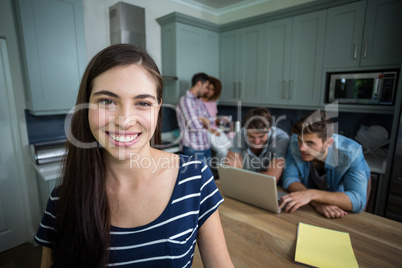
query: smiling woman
33 44 233 268
88 64 161 159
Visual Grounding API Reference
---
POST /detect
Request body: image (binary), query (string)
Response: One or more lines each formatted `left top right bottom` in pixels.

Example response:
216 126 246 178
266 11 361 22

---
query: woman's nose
115 106 137 129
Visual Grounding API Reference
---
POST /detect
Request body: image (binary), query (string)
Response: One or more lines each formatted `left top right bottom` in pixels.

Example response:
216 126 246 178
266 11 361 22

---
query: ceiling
170 0 272 15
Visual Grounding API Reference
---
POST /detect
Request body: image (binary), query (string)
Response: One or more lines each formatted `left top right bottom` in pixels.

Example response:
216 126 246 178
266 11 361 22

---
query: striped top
34 155 224 267
176 91 211 150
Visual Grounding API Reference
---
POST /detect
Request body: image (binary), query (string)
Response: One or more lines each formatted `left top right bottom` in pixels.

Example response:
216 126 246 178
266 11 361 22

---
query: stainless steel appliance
109 2 146 50
30 139 67 165
327 70 398 104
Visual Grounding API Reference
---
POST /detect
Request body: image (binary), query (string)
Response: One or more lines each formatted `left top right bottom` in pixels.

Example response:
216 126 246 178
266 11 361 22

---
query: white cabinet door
324 0 402 68
16 0 86 115
324 1 365 69
0 39 28 252
262 11 326 108
159 21 219 105
161 24 180 105
238 24 265 103
289 10 326 107
220 29 242 103
261 18 292 105
220 25 264 104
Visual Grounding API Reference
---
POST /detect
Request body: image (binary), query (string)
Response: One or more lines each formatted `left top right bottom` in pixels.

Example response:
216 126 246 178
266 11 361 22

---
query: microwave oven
327 70 398 105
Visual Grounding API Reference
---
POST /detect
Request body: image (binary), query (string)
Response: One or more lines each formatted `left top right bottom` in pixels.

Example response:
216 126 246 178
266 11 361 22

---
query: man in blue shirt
279 111 370 218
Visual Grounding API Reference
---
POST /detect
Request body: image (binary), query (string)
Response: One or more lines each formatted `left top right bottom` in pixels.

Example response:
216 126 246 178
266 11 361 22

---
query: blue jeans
182 146 211 166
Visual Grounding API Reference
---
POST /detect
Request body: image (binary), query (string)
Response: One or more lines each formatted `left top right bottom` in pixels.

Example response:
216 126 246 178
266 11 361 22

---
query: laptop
217 165 286 213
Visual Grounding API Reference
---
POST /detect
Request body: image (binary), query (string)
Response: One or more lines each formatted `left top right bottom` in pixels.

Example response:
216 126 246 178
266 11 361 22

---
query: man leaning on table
278 111 371 219
225 108 290 183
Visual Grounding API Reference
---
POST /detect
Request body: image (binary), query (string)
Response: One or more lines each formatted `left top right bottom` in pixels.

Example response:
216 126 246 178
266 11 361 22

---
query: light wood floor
0 243 41 268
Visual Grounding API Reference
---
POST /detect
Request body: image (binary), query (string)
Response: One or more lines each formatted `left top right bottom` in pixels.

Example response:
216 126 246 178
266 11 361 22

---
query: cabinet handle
288 80 294 100
353 43 358 59
282 80 287 99
363 42 368 58
238 81 241 98
233 81 237 98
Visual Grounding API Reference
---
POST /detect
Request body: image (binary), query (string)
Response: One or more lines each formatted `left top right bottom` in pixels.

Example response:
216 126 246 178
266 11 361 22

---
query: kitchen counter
32 161 63 182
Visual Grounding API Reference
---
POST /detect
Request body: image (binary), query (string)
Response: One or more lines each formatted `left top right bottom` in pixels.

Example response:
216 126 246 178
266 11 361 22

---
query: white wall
82 0 315 67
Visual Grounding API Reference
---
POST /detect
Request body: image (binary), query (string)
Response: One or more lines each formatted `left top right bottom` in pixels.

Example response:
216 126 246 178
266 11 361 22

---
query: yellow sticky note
295 222 358 268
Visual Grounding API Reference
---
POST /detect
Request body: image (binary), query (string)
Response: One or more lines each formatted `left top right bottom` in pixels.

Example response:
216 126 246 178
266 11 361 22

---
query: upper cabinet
157 13 219 105
324 0 402 69
220 10 326 108
362 0 402 66
260 18 292 106
261 11 326 107
220 25 264 104
15 0 87 115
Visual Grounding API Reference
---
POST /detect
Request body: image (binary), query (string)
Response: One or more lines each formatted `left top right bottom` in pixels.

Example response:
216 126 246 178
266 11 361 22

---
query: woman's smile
107 132 142 147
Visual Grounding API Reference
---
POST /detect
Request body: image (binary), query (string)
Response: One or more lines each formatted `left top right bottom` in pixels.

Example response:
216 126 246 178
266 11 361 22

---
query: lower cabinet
385 176 402 222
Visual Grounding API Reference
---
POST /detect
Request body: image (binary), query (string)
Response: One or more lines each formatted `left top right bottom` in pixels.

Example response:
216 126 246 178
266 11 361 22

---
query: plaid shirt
176 91 211 150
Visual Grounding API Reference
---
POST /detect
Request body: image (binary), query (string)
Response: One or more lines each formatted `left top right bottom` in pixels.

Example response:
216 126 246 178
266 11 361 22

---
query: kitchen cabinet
15 0 87 115
260 18 292 106
324 0 402 69
262 11 326 107
221 10 325 108
157 13 219 105
288 11 326 106
219 25 264 104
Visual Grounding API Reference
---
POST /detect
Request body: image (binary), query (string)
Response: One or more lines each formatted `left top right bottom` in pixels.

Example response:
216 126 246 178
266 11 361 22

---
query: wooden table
193 180 402 267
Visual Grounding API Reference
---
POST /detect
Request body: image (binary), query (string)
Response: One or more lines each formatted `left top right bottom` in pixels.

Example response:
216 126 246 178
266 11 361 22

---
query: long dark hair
52 44 163 267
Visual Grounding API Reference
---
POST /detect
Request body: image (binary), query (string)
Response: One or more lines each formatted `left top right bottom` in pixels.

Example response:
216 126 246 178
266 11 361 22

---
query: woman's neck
104 147 155 186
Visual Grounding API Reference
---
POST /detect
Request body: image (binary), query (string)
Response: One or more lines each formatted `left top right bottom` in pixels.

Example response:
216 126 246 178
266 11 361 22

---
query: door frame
0 38 31 251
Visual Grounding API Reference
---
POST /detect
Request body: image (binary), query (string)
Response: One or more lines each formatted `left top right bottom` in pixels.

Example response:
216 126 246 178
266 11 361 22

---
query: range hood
109 2 146 49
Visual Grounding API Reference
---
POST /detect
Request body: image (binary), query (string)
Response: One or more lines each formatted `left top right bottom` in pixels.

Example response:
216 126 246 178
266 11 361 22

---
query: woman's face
206 84 215 99
88 64 160 160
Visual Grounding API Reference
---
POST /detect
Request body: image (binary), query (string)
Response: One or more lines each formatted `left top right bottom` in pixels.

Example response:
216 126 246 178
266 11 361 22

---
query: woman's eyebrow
92 90 119 98
91 91 156 101
134 94 156 100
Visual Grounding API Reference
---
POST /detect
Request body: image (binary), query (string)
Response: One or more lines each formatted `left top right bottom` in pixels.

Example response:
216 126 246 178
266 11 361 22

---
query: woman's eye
99 99 115 106
136 101 152 108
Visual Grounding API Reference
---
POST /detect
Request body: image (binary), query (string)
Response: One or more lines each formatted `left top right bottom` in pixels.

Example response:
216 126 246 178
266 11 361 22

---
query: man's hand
198 117 221 136
278 190 313 213
198 117 209 128
312 202 348 218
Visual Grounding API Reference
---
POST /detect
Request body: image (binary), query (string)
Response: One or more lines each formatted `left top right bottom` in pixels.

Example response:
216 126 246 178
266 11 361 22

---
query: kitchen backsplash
25 107 179 144
25 106 394 145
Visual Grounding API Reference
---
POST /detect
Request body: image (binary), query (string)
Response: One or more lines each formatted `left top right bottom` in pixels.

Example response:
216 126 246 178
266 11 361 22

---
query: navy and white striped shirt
34 155 223 267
